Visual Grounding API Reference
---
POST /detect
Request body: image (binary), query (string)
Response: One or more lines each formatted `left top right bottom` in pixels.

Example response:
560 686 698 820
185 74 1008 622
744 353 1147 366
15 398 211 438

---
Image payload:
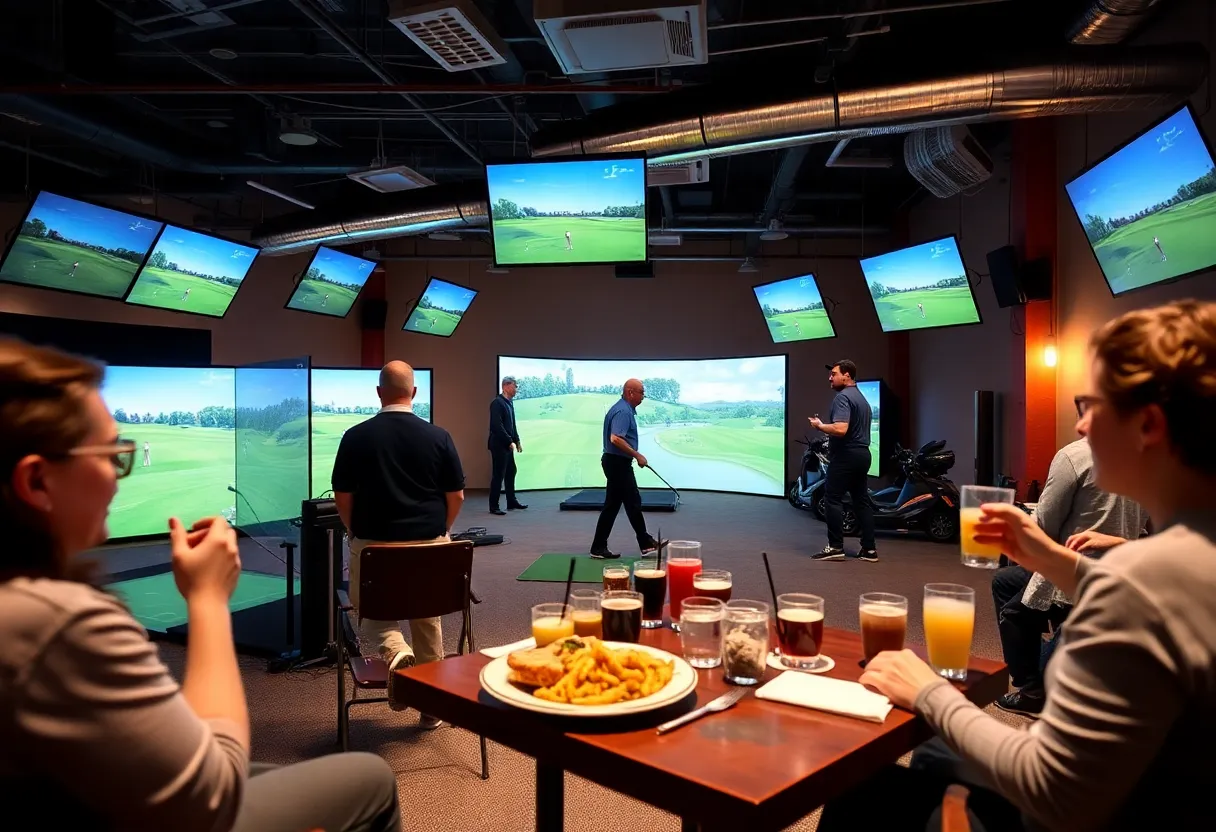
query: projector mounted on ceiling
347 163 436 194
534 0 707 75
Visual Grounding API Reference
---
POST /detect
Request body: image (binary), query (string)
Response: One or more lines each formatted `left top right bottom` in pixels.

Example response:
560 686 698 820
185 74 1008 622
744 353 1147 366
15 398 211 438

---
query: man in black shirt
488 375 526 515
332 360 465 726
809 360 877 562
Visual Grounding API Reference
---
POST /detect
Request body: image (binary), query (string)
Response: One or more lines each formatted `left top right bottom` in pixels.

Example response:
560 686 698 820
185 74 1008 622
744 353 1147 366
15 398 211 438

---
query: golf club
645 463 682 506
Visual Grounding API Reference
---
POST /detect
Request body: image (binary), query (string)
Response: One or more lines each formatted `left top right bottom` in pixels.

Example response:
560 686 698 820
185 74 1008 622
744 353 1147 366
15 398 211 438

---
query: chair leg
480 734 490 780
337 645 348 750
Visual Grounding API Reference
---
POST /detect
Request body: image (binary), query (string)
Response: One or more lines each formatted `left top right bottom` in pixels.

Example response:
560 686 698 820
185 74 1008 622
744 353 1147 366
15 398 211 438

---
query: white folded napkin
480 637 536 658
755 670 893 723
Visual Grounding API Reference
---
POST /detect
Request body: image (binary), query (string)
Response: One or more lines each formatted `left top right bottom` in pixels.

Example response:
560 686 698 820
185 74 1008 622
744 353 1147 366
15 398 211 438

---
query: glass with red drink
665 541 703 632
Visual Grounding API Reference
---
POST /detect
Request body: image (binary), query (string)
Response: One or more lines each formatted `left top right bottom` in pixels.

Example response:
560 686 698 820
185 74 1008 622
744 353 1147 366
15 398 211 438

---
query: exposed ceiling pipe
1068 0 1169 45
825 138 895 169
747 145 811 257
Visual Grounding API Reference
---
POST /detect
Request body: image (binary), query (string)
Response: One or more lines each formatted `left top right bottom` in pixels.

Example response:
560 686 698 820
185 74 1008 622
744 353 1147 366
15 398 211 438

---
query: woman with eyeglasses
820 299 1216 832
0 340 401 832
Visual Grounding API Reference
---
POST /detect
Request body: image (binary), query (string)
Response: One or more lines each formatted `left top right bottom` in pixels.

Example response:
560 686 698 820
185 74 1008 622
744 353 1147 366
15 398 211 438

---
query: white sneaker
418 714 445 730
386 651 416 712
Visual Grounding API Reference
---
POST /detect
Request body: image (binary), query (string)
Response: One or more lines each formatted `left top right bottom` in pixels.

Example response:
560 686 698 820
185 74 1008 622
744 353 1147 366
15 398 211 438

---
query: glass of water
679 597 724 669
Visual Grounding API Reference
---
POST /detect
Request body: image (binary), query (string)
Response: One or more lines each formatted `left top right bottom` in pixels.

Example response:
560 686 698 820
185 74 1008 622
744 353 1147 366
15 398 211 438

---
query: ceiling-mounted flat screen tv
124 225 259 318
284 246 375 318
402 277 478 337
486 154 648 266
0 191 163 299
752 273 836 343
1065 104 1216 296
859 236 982 333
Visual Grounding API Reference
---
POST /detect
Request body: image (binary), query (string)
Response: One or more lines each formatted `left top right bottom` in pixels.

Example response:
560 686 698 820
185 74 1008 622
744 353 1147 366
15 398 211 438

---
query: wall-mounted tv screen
486 155 647 266
124 226 258 318
309 367 432 496
497 355 786 497
752 274 836 343
0 192 163 299
859 236 981 333
284 246 374 317
1065 104 1216 296
402 277 477 337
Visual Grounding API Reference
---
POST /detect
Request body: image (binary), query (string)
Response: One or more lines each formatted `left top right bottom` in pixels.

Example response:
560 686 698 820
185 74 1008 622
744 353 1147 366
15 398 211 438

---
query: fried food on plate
508 636 675 706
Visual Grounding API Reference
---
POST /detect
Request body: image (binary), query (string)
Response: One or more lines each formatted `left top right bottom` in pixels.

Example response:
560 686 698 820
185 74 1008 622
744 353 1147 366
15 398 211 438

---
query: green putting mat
109 571 301 631
517 553 640 583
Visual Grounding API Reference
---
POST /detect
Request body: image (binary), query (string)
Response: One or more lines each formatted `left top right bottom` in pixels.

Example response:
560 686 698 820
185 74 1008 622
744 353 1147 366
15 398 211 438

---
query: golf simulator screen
498 355 787 497
309 367 432 497
403 277 478 337
285 246 374 317
856 380 883 477
1064 104 1216 296
486 155 647 266
125 226 258 318
752 274 836 343
859 236 981 333
0 191 163 299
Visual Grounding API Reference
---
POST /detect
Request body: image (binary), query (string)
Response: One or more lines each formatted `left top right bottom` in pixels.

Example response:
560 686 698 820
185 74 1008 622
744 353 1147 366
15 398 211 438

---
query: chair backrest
357 541 475 621
941 784 971 832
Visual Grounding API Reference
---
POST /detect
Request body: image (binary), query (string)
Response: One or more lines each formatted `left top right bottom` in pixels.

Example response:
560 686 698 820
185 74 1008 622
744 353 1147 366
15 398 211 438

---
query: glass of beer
602 565 631 592
632 559 667 629
531 602 574 647
859 592 908 663
959 485 1015 568
601 590 644 643
679 597 724 668
776 593 828 671
666 541 703 631
569 589 603 639
692 569 732 603
923 583 975 681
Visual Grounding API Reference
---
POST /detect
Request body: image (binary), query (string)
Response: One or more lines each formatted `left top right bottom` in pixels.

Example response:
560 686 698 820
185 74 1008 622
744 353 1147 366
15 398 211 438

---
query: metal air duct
1068 0 1169 45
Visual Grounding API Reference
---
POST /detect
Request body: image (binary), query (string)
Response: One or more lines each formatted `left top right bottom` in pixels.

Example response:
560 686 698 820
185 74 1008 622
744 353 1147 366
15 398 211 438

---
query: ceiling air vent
348 164 437 194
903 125 994 199
534 0 707 74
387 0 508 72
646 158 710 187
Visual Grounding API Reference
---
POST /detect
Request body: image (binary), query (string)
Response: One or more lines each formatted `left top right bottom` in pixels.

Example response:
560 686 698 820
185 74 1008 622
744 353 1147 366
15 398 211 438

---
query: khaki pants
348 534 448 668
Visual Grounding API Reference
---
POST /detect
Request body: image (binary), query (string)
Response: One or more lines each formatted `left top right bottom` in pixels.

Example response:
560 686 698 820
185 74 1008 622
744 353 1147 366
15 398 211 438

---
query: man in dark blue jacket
488 376 526 515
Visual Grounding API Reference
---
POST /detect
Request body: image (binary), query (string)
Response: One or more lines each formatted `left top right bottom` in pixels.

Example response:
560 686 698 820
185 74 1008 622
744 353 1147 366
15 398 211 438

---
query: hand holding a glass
971 503 1083 595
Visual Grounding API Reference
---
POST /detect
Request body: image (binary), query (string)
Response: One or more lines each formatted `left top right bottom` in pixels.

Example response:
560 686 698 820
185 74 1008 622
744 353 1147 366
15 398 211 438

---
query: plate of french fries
479 636 698 716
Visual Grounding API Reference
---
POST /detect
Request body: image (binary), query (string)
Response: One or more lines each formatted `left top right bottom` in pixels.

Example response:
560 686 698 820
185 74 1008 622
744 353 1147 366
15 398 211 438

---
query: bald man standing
332 360 465 728
590 379 665 559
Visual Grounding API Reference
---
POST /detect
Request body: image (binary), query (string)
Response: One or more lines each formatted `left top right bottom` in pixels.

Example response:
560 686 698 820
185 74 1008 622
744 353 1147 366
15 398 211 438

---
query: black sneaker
507 502 528 510
995 690 1045 718
589 549 621 560
641 537 668 555
857 549 879 563
811 547 846 561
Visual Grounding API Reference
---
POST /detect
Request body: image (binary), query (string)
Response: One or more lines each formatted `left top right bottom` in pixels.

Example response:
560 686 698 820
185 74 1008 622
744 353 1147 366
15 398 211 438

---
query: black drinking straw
561 557 577 616
761 551 785 641
656 527 665 570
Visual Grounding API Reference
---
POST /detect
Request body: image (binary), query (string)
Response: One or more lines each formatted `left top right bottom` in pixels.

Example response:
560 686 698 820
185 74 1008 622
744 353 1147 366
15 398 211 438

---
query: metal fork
656 687 748 735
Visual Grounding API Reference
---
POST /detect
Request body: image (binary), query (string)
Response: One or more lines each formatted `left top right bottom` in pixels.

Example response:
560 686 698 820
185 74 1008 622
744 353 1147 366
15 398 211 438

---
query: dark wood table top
395 622 1006 831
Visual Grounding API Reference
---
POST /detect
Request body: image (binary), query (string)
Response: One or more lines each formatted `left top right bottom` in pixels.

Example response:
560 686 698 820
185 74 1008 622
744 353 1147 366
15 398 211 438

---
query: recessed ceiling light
209 48 239 60
206 119 228 128
279 116 319 146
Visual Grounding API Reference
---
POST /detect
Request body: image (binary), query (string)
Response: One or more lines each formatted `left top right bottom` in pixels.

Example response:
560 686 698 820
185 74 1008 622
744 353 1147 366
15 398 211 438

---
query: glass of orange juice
959 485 1015 568
531 603 574 647
923 583 975 681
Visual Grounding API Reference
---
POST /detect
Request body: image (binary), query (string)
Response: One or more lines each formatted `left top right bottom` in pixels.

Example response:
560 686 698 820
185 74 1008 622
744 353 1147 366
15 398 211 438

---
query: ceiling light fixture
209 47 239 60
738 257 758 273
278 116 319 147
759 219 788 242
205 119 228 129
246 180 316 210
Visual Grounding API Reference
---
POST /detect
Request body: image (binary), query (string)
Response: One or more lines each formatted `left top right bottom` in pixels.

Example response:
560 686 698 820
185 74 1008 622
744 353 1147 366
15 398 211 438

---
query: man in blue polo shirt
590 378 664 559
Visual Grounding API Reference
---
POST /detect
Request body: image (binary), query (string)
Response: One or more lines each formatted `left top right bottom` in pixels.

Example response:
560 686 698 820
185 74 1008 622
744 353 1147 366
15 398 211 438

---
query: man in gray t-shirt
809 360 876 562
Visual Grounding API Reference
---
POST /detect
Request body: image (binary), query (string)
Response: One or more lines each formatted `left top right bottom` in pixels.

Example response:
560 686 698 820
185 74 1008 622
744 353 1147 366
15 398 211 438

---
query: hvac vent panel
388 0 508 71
534 0 707 74
903 125 994 199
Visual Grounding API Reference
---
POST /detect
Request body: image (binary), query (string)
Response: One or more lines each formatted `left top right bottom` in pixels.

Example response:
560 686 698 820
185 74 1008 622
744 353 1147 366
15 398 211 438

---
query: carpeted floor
135 489 1025 832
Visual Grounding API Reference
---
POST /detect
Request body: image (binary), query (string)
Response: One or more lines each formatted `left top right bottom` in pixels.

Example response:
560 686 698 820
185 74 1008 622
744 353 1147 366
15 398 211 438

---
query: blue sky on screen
310 246 375 289
861 238 967 291
235 367 309 409
753 274 825 310
25 192 162 254
857 380 880 411
311 368 431 410
420 278 477 313
146 225 258 280
103 367 234 415
486 159 645 214
1066 107 1214 222
499 356 785 404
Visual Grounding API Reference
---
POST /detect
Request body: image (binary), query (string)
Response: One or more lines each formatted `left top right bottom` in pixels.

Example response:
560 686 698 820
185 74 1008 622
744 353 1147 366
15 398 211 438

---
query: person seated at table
990 430 1146 718
818 299 1216 832
332 360 466 728
0 339 401 832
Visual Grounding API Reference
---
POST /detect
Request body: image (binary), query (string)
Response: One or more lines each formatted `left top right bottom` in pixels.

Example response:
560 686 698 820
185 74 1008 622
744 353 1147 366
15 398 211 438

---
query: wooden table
394 623 1005 832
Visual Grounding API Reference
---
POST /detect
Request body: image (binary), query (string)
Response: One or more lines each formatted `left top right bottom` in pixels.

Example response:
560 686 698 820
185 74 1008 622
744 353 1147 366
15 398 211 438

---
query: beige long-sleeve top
0 576 248 831
915 513 1216 831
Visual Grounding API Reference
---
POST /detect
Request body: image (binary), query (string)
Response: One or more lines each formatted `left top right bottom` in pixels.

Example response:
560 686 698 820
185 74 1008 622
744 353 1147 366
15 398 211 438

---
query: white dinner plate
479 640 698 717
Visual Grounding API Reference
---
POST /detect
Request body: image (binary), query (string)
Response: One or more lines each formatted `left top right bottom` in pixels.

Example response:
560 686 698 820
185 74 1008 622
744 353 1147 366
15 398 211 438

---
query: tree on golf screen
486 156 647 265
752 273 836 343
309 367 432 497
0 191 163 299
285 246 374 317
498 355 786 496
125 225 258 318
1065 104 1216 296
859 236 981 333
402 277 477 337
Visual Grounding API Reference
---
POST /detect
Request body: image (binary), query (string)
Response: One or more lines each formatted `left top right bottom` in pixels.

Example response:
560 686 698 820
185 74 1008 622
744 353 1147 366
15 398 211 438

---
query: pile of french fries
533 638 675 706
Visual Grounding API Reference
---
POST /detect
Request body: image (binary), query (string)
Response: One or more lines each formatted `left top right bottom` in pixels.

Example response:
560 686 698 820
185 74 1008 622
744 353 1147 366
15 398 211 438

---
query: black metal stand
281 540 296 648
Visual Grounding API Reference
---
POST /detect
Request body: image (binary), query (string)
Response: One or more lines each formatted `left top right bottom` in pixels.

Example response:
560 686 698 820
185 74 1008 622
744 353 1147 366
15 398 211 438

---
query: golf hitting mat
517 553 641 583
558 489 679 512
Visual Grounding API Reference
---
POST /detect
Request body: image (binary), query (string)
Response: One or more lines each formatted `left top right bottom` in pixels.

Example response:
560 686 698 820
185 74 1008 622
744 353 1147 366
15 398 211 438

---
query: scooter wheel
788 482 812 511
926 506 959 543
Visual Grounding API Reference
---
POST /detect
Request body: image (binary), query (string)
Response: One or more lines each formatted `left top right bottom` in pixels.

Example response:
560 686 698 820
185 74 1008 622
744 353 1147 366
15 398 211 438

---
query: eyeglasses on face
63 439 138 479
1074 395 1103 418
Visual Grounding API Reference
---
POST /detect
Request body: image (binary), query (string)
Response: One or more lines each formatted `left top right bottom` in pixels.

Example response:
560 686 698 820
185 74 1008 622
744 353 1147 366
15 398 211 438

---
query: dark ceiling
0 0 1116 237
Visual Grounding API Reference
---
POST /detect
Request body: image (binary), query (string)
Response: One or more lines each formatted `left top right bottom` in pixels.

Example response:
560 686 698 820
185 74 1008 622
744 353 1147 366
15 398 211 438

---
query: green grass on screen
287 278 359 315
126 267 238 317
236 426 309 527
0 236 141 297
873 285 979 332
764 308 834 342
1092 191 1216 294
493 216 646 264
110 571 300 631
405 307 462 336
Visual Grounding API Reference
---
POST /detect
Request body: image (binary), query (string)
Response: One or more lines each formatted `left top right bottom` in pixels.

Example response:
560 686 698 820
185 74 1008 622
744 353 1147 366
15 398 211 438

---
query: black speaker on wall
987 246 1052 308
359 298 388 329
974 390 997 487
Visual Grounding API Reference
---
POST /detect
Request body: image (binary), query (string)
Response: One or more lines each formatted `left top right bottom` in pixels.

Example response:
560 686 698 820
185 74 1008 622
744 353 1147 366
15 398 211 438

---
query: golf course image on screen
498 355 786 496
403 278 477 337
753 274 836 342
102 366 236 540
856 380 883 477
310 368 432 496
860 237 980 332
126 225 258 318
286 246 373 317
235 364 310 535
1065 105 1216 295
487 157 646 265
0 192 163 298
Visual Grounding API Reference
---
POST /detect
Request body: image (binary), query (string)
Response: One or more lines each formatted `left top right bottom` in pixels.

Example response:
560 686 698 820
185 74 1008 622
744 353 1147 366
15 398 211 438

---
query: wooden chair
941 785 971 832
335 540 489 779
